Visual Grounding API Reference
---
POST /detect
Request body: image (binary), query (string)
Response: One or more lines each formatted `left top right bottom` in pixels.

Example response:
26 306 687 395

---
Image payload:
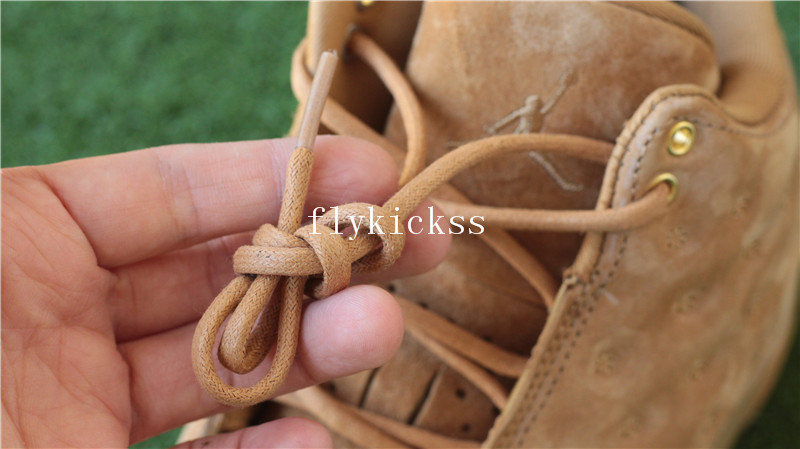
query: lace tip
296 51 339 151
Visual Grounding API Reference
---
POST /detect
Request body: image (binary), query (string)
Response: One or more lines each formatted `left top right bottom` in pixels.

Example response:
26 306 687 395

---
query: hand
1 136 450 448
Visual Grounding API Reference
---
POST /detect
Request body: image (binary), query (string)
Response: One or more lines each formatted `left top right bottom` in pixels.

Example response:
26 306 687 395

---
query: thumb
173 417 332 449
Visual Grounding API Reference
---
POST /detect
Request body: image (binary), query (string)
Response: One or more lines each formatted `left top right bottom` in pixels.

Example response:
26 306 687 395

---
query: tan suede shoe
187 2 799 447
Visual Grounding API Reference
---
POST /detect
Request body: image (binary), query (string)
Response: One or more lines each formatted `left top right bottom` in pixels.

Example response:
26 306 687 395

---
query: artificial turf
2 2 798 448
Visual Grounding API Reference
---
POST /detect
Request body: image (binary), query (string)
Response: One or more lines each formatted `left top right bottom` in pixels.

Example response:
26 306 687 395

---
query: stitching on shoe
506 97 667 447
502 89 795 447
675 117 793 138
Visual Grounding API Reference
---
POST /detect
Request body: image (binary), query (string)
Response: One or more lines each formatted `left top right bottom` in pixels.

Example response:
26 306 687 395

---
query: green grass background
2 2 798 448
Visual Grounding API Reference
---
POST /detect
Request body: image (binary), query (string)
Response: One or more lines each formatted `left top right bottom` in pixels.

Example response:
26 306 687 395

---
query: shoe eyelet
356 0 375 12
649 172 678 203
667 121 695 156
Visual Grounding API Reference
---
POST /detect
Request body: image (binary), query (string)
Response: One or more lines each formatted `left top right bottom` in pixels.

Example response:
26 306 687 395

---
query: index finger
37 136 400 267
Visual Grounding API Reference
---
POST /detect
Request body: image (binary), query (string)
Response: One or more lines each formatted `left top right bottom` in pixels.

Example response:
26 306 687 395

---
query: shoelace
192 32 671 446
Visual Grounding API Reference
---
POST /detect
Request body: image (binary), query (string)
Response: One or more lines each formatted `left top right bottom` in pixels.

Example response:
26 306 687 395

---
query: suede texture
305 1 422 132
4 2 799 448
331 1 721 443
486 3 799 446
488 83 798 448
285 1 798 447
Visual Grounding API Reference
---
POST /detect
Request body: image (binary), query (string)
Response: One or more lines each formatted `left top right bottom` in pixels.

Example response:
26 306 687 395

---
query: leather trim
485 83 798 447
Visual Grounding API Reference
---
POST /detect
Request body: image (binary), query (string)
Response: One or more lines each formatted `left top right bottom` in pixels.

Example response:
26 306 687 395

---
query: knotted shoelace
192 32 671 445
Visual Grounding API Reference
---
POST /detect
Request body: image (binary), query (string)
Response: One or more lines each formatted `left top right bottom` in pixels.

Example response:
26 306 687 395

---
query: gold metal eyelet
357 0 375 11
667 121 695 156
649 173 679 203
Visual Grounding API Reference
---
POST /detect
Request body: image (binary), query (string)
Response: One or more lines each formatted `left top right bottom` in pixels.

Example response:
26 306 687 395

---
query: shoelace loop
232 203 407 297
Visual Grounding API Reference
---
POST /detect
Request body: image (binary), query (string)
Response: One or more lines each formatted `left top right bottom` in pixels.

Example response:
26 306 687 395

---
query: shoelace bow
192 32 671 444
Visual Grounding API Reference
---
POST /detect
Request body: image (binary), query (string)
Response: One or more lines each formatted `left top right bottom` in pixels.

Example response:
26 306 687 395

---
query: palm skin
1 136 449 448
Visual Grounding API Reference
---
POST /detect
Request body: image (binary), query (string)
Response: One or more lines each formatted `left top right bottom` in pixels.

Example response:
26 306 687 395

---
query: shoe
194 1 799 447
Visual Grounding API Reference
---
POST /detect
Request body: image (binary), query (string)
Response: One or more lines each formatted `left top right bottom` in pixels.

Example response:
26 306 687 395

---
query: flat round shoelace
192 36 671 413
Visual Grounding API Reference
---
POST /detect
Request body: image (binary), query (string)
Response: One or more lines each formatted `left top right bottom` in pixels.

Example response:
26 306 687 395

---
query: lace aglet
277 51 338 232
296 51 338 151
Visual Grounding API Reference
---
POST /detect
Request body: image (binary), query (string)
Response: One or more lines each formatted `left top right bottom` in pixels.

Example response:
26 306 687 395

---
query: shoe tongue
384 0 719 273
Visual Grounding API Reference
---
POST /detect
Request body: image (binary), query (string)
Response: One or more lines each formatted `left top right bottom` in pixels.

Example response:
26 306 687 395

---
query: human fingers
171 417 332 449
38 135 398 268
111 202 449 342
122 285 403 442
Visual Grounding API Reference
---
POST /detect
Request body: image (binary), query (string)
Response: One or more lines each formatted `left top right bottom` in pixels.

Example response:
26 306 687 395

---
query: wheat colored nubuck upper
189 2 799 447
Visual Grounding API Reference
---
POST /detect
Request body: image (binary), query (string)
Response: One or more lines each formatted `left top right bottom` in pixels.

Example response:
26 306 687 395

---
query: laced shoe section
191 32 672 446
